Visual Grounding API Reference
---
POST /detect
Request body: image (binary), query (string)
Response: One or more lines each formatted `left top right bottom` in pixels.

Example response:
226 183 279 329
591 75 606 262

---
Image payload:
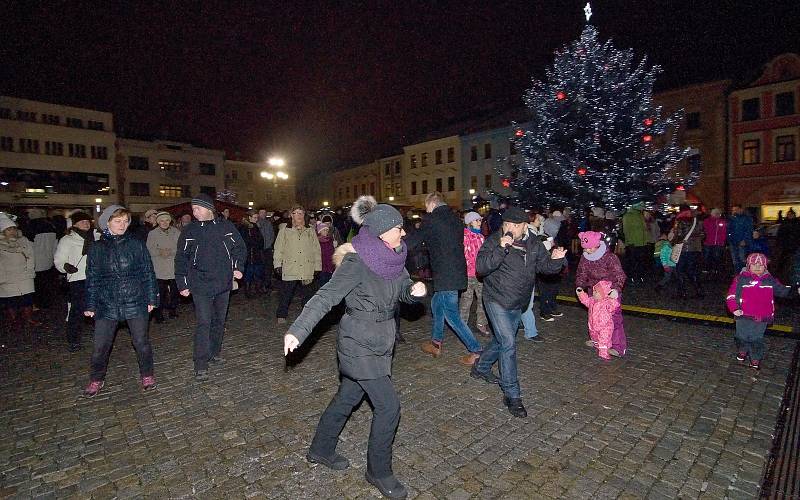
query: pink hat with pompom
578 231 603 249
746 252 768 269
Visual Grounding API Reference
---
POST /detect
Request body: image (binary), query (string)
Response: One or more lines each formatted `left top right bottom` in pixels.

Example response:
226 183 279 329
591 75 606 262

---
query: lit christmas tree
510 4 694 212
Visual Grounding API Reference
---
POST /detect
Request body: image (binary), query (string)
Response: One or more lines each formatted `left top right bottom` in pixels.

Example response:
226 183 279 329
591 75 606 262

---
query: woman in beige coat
146 211 181 322
0 214 37 333
273 205 321 324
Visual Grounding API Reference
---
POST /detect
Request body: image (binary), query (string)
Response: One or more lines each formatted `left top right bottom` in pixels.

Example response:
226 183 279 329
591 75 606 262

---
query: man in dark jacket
175 194 247 381
471 206 567 418
727 205 753 273
256 208 275 293
405 192 482 366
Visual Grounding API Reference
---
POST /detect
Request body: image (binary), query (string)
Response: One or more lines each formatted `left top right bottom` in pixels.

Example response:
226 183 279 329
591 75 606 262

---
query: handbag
670 218 697 263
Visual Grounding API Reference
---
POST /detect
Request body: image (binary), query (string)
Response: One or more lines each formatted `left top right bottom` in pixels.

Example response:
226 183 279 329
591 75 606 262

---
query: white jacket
54 230 98 282
0 234 36 298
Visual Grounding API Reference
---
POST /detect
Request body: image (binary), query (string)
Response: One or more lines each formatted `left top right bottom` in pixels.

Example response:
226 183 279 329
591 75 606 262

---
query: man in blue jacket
727 205 753 273
175 194 246 381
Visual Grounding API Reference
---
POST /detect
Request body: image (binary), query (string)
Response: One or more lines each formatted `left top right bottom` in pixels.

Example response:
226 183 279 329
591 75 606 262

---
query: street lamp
268 157 285 167
388 196 395 201
322 201 329 207
260 171 274 180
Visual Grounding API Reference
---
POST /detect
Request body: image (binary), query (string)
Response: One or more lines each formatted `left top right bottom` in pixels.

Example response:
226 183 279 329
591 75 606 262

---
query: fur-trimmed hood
333 242 356 268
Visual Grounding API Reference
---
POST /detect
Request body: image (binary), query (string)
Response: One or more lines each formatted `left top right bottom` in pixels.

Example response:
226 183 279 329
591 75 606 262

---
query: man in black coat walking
405 192 482 366
175 194 246 381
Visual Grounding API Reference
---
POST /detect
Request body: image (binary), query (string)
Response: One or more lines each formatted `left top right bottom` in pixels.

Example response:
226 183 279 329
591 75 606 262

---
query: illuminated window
742 139 760 165
776 135 795 162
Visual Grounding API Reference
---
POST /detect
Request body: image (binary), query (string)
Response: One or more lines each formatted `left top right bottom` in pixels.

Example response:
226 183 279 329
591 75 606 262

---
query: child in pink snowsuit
575 230 627 356
577 280 621 360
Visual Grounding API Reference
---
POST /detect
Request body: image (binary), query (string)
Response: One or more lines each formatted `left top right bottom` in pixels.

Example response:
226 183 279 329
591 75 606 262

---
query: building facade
378 154 404 204
0 96 117 212
729 53 800 219
654 80 731 210
117 138 225 213
460 125 520 209
332 162 380 207
403 136 461 208
224 159 295 211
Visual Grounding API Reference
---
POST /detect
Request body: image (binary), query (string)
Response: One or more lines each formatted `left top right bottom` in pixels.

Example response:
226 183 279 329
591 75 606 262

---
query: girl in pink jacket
725 253 790 370
576 280 621 360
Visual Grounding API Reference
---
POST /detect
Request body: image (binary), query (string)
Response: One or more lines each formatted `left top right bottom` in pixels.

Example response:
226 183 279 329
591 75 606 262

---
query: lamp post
260 157 290 209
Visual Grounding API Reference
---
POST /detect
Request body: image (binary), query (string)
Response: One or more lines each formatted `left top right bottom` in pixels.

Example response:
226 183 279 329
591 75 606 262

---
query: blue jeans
520 289 538 339
431 290 481 353
476 300 523 399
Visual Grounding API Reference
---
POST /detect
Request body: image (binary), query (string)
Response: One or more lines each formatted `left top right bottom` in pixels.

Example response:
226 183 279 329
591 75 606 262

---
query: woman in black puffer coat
83 205 158 397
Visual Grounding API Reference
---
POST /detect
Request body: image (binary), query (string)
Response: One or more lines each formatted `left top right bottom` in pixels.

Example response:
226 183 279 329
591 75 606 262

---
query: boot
19 306 41 327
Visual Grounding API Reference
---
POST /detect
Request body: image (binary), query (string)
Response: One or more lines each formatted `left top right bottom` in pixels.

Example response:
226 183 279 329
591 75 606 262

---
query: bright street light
388 196 395 201
248 201 254 207
277 171 288 179
268 157 285 167
260 171 274 180
468 189 475 194
95 198 102 203
322 201 329 207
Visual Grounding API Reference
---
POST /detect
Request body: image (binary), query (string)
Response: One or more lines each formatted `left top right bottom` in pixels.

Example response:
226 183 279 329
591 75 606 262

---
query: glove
63 263 79 274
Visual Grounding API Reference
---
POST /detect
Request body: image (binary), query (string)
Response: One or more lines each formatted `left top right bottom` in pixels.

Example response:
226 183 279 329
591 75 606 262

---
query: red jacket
703 216 727 246
463 228 484 278
726 270 789 322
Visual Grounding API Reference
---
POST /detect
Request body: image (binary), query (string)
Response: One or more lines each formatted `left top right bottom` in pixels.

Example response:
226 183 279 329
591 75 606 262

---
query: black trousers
625 245 650 280
192 291 230 370
538 279 560 315
263 248 274 291
310 375 400 478
66 280 87 346
90 316 153 381
34 268 57 308
155 279 178 318
276 279 313 318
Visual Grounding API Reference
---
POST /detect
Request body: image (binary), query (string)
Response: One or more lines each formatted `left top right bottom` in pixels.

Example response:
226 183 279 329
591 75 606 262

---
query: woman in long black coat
83 205 158 397
284 197 425 500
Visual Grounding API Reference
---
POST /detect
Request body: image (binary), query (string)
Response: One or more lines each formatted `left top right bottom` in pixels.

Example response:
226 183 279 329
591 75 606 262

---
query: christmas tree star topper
584 2 592 22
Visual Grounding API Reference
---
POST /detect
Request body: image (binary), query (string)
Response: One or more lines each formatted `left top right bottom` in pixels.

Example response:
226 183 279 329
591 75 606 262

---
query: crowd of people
2 194 800 499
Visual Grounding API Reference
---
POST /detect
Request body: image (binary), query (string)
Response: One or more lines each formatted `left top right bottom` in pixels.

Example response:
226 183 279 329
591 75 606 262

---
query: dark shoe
539 314 554 322
194 370 209 381
277 317 287 325
470 365 499 384
526 335 544 342
84 380 104 397
68 343 82 353
365 472 408 499
550 311 563 317
306 450 350 470
736 352 746 362
503 397 528 418
395 331 406 344
208 356 226 365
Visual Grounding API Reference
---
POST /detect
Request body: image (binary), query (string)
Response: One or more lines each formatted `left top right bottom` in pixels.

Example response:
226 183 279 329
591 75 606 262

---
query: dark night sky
3 1 799 173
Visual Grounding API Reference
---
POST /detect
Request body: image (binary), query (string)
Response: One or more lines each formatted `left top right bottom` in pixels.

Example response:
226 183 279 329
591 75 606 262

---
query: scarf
468 227 482 235
73 228 94 255
351 230 407 280
584 240 608 262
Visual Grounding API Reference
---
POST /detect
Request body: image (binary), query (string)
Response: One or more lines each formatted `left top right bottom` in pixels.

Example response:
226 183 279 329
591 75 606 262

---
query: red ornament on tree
501 178 511 188
556 91 566 101
642 134 653 143
643 117 654 127
514 128 524 137
577 167 587 176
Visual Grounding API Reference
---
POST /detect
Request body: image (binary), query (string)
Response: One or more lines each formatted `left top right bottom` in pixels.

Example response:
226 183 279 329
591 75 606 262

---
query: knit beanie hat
155 211 172 223
70 211 93 225
98 205 125 231
191 193 216 211
464 211 482 225
144 209 158 219
351 195 403 236
578 231 603 249
746 252 768 269
0 214 16 232
316 221 331 233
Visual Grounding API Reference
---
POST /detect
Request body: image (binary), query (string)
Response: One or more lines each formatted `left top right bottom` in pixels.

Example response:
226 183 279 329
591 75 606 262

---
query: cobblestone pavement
0 291 796 499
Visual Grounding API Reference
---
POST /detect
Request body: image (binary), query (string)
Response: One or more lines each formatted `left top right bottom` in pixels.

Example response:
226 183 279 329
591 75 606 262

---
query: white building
460 124 521 208
117 138 225 213
403 136 461 208
378 153 404 204
0 96 117 212
224 159 295 211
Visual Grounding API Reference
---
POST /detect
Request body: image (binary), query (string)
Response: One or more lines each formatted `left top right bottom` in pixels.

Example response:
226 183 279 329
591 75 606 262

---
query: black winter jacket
477 231 565 311
404 205 467 291
288 244 417 380
86 232 158 320
175 218 246 296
